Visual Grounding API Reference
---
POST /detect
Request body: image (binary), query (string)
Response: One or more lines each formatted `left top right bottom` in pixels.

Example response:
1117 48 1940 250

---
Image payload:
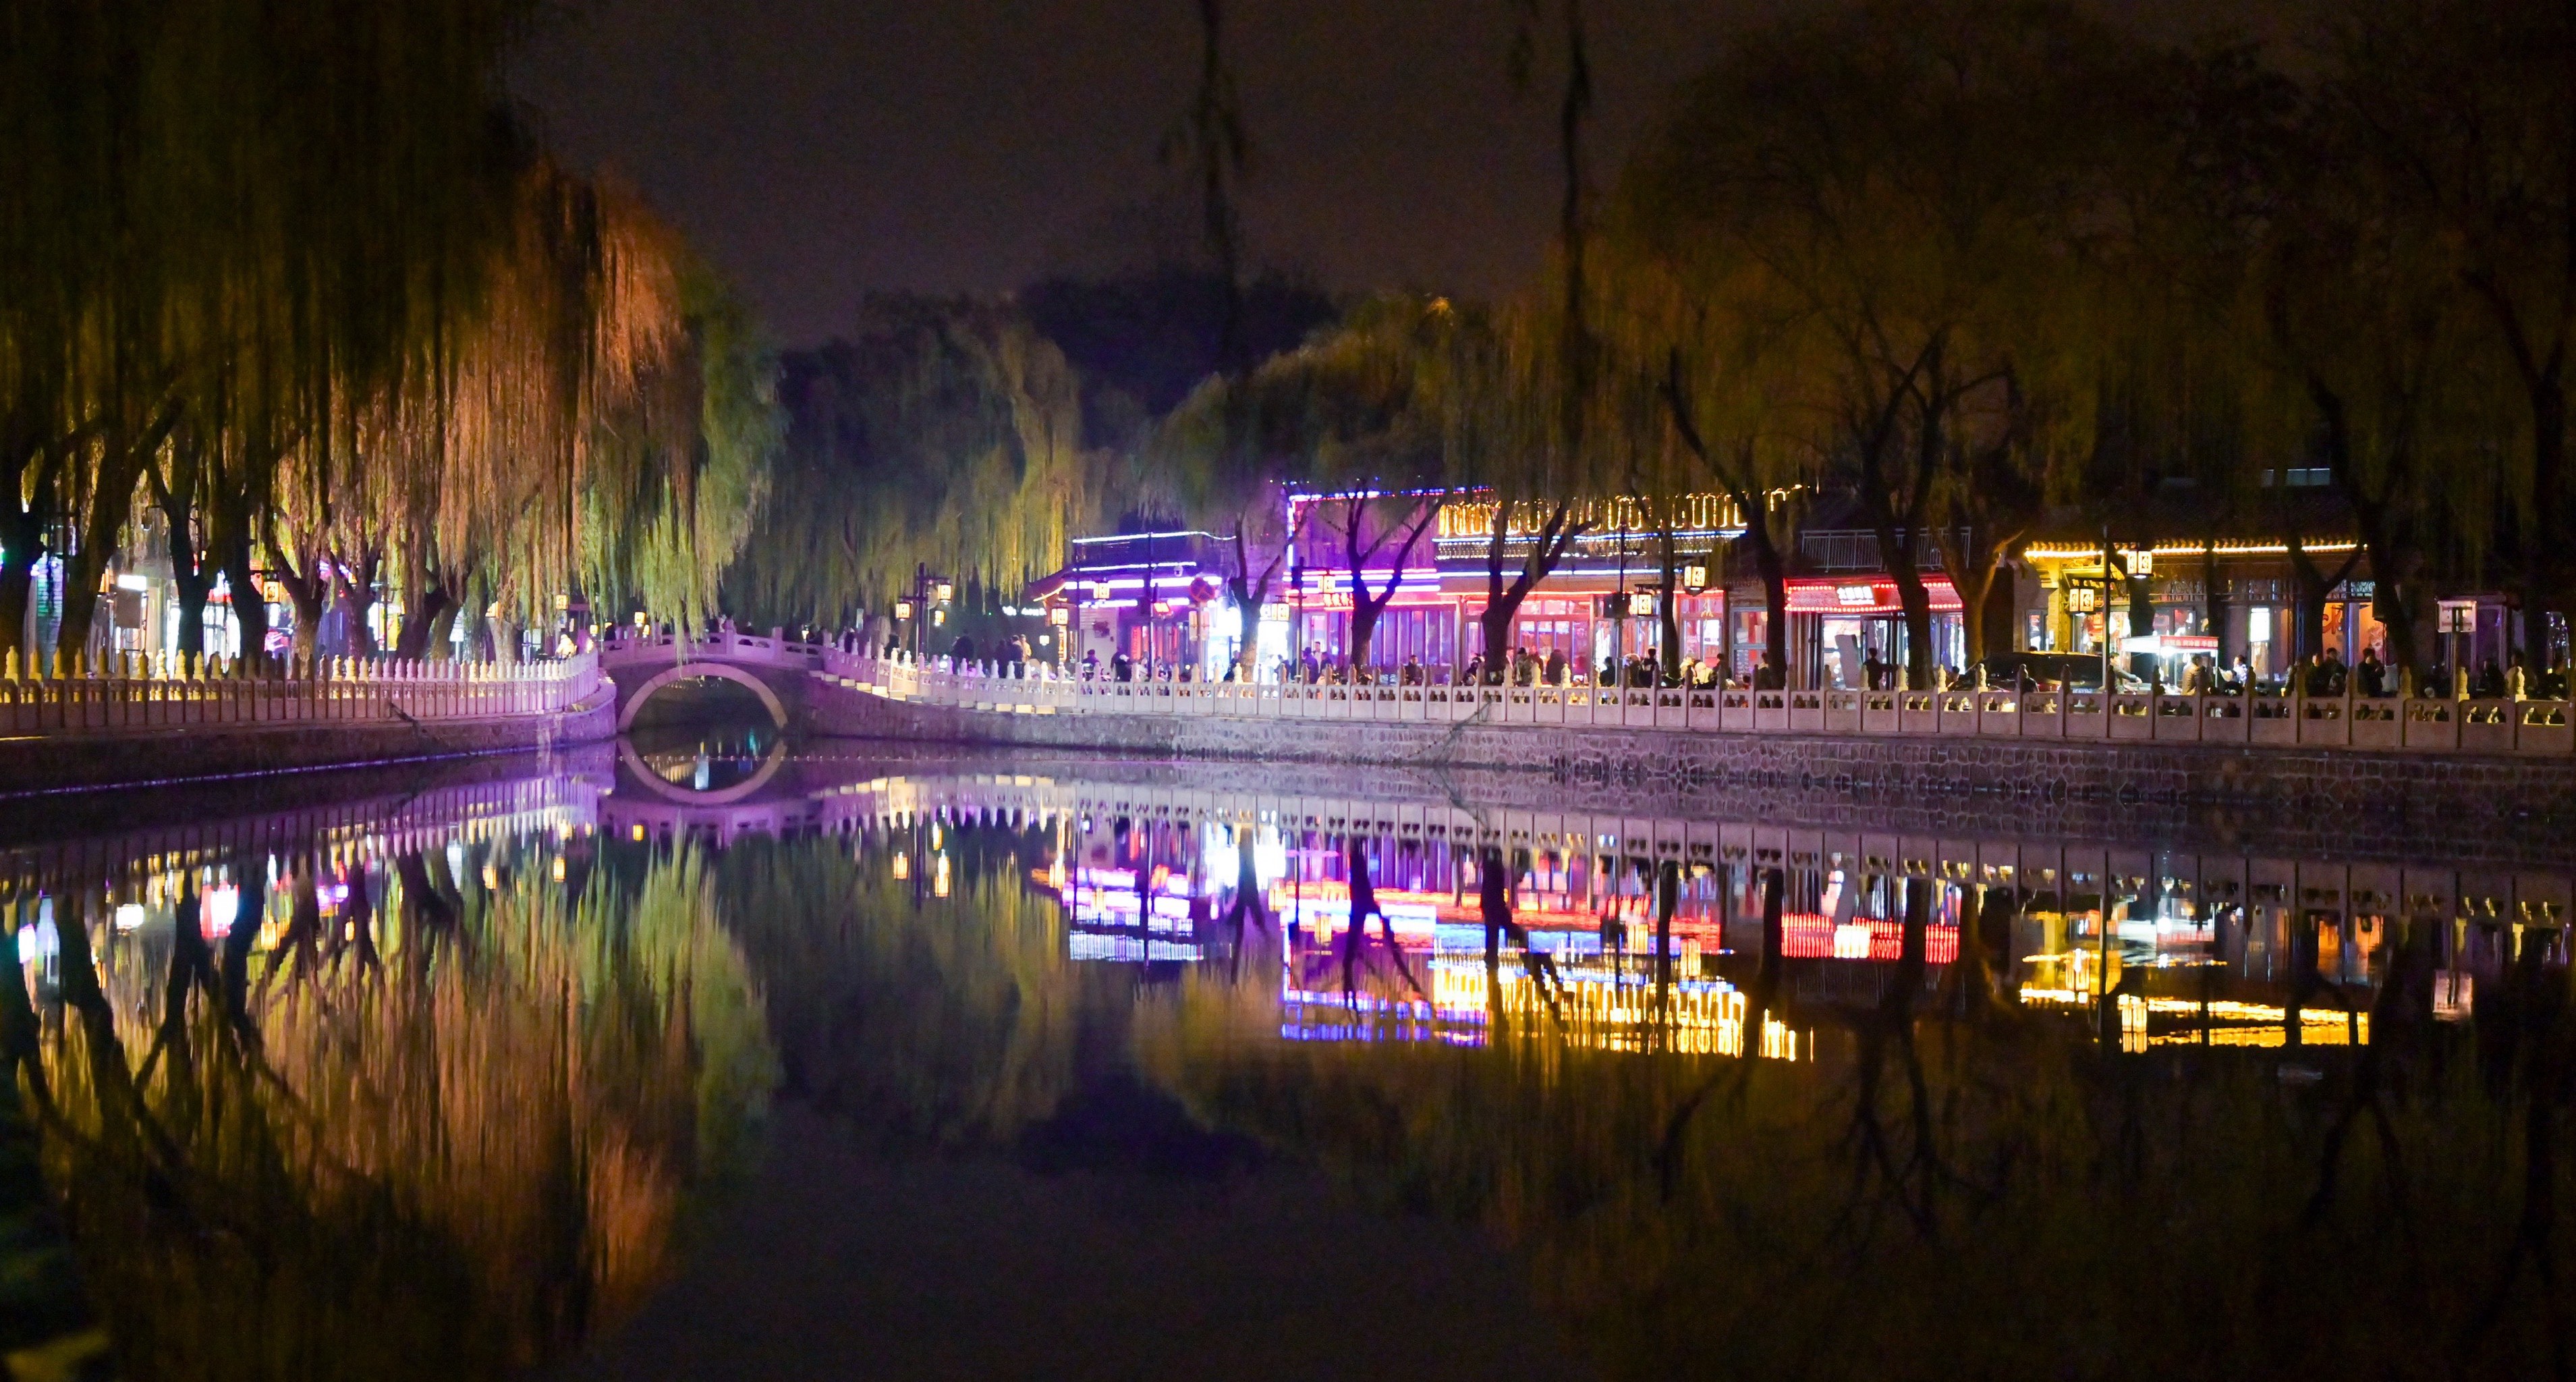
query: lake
3 724 2567 1381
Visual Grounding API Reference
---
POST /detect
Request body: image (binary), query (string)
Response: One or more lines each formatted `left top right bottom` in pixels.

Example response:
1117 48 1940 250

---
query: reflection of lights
891 852 910 881
2018 988 2374 1046
931 823 943 850
202 886 239 938
552 857 567 883
482 865 499 891
934 854 951 897
113 902 147 932
1048 858 1066 890
633 824 647 841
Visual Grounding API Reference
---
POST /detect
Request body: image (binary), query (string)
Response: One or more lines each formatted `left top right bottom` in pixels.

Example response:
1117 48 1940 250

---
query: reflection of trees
5 846 770 1381
710 833 1105 1151
1144 901 2576 1381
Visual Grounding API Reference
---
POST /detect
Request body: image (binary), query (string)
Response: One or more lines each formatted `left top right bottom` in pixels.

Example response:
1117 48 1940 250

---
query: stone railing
0 651 602 736
823 651 2576 758
599 628 829 671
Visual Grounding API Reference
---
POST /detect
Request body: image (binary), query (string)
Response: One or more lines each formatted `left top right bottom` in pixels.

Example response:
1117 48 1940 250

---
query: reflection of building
822 772 2568 1057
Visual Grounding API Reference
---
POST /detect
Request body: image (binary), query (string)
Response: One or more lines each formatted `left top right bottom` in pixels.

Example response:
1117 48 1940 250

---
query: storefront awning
1784 577 1962 615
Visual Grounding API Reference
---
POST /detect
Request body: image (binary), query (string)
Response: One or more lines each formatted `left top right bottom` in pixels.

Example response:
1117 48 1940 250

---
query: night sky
507 0 1733 346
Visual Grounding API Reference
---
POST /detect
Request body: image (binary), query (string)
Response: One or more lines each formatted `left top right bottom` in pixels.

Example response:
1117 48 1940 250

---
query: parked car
1973 652 2149 694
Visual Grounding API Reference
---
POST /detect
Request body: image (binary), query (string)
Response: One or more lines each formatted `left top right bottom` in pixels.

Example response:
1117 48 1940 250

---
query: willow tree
723 298 1094 629
2 0 536 663
1636 0 2144 683
264 165 750 664
2314 0 2576 671
1151 296 1455 675
1596 242 1810 682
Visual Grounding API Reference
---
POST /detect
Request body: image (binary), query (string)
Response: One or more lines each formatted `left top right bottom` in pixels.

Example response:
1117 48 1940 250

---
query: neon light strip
1069 531 1221 545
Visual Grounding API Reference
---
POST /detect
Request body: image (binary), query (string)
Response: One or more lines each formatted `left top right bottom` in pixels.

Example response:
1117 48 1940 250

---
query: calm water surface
4 725 2571 1381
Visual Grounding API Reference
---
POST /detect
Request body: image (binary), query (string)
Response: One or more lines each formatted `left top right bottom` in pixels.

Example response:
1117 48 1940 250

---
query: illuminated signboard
1783 579 1963 615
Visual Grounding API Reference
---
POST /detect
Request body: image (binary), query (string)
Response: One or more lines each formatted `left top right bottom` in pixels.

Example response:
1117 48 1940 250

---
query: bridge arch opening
617 661 791 734
615 735 790 806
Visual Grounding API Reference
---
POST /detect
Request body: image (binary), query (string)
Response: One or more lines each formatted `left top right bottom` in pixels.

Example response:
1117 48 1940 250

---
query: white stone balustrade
0 651 601 736
820 648 2576 759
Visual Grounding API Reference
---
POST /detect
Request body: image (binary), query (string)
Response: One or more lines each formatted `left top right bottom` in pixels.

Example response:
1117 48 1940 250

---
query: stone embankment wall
0 689 617 796
808 686 2576 863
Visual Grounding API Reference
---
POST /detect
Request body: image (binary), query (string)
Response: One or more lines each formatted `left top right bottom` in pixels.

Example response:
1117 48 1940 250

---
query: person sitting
1111 651 1133 682
2355 647 2385 697
1545 648 1568 685
1754 653 1786 690
1401 655 1424 686
2473 658 2507 699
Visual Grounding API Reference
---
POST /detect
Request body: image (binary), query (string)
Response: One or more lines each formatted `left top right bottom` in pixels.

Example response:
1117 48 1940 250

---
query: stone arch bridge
598 630 832 732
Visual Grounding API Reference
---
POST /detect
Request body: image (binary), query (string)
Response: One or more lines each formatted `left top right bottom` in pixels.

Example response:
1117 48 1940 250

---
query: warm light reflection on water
7 747 2576 1380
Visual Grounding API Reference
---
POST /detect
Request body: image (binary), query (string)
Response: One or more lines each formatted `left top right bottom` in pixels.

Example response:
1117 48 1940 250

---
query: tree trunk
0 488 40 663
2286 536 2359 675
170 563 210 663
55 408 174 663
1655 521 1681 683
216 538 267 673
2202 543 2231 665
1344 497 1436 680
1939 527 2017 669
426 601 462 661
2522 381 2564 675
1478 498 1585 679
286 583 325 669
0 551 34 668
395 582 455 660
331 543 383 658
1978 565 2017 665
2125 563 2156 683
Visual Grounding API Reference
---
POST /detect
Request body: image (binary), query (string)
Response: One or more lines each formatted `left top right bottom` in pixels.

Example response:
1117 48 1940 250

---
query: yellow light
551 857 567 883
894 599 915 621
2023 539 2359 561
632 823 646 841
892 852 909 880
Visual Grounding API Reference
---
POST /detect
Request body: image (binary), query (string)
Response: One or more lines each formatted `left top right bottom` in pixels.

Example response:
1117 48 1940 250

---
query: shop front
1784 576 1964 688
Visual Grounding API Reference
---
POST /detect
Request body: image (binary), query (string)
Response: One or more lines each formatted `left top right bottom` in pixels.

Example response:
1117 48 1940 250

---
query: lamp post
2100 524 2114 696
1291 561 1304 682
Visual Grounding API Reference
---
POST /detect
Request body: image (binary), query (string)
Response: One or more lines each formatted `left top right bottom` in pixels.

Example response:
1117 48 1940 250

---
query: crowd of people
840 626 2571 702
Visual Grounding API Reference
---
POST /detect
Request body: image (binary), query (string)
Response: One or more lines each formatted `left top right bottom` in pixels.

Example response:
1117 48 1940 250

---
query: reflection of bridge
598 630 831 732
596 734 846 846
